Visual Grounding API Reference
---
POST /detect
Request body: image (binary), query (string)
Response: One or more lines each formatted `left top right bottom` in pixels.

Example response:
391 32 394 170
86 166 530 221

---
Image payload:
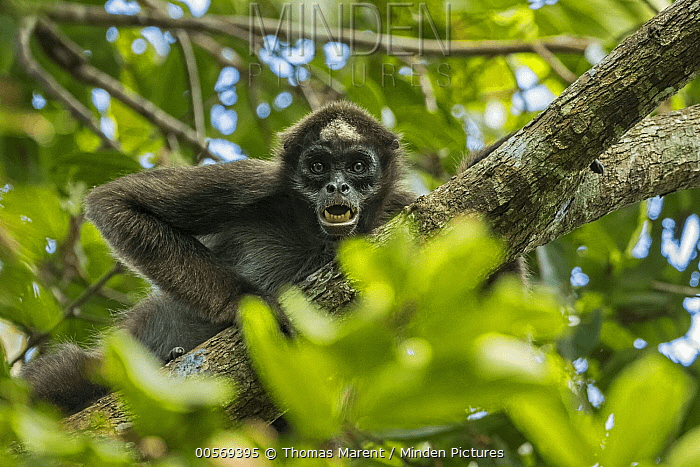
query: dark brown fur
22 102 416 413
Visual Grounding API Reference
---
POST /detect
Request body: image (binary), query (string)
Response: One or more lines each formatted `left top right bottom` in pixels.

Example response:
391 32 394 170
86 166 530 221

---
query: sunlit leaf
240 297 343 439
665 425 700 467
599 353 696 466
507 391 595 467
102 330 232 444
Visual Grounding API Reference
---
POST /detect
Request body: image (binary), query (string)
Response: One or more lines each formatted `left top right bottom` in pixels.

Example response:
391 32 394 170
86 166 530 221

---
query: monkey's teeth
324 209 352 223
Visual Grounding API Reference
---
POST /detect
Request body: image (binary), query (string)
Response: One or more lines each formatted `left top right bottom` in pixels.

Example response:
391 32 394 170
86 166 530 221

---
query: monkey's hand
216 279 294 336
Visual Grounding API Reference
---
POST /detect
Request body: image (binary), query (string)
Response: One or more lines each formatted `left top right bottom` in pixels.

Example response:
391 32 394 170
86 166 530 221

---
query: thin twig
35 19 207 153
190 29 322 112
69 263 125 312
42 3 599 57
10 263 125 367
651 281 700 297
190 33 245 70
16 17 120 150
140 0 205 139
298 81 323 110
531 41 578 84
400 57 438 113
177 30 205 139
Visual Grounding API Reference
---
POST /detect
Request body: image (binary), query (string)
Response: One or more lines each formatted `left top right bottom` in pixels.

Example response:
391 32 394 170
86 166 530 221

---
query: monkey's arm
85 160 281 323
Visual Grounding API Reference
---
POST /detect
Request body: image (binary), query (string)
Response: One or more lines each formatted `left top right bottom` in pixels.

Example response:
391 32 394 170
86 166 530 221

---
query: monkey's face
296 142 382 238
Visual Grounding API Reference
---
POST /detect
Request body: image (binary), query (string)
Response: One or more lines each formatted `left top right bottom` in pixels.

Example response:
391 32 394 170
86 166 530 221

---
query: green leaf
507 391 595 467
600 353 696 466
0 16 17 73
0 339 10 380
247 217 565 435
534 0 649 38
102 330 232 444
13 407 84 457
0 185 66 330
51 150 141 188
11 406 132 465
451 0 522 13
559 308 602 360
240 297 343 439
0 185 68 263
665 425 700 467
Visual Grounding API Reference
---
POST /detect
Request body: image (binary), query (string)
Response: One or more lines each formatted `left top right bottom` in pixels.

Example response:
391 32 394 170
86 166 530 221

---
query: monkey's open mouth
318 203 359 236
323 205 355 224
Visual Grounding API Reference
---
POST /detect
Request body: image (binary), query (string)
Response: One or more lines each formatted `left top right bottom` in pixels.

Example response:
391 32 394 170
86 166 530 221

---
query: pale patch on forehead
319 118 362 143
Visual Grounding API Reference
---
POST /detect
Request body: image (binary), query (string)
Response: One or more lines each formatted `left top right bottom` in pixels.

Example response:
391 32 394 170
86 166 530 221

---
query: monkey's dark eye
310 162 325 174
350 161 366 173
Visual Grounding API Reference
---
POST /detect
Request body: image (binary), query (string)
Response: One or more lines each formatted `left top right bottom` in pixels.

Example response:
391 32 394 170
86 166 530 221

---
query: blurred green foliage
2 218 700 466
243 219 565 438
1 0 700 465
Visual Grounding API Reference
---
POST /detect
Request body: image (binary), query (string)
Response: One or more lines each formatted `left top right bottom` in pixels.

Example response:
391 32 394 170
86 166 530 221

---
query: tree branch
33 19 209 154
176 30 205 140
548 105 700 244
16 17 120 151
11 263 125 367
406 0 700 256
298 104 700 315
65 103 700 430
531 41 578 84
40 3 598 58
62 0 700 431
140 0 206 140
21 2 602 159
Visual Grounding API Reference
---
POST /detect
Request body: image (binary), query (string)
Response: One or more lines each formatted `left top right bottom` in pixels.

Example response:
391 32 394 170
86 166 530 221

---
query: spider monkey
22 101 417 414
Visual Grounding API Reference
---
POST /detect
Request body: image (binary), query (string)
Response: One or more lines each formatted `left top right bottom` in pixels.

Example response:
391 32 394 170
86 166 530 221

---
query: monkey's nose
325 182 351 194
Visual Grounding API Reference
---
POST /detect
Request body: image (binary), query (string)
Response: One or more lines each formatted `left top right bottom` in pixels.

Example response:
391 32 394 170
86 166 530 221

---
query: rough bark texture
63 0 700 432
299 104 700 314
64 325 277 432
407 0 700 258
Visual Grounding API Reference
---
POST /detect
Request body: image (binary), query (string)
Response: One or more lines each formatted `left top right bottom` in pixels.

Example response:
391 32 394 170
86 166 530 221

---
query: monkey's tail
21 343 108 415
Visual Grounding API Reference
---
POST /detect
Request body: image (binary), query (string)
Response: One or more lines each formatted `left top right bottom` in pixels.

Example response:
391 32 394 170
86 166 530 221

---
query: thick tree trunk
64 0 700 432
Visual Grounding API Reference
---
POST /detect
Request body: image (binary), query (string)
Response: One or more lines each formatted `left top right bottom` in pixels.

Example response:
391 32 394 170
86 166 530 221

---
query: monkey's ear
391 138 400 150
279 131 291 150
281 133 297 151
